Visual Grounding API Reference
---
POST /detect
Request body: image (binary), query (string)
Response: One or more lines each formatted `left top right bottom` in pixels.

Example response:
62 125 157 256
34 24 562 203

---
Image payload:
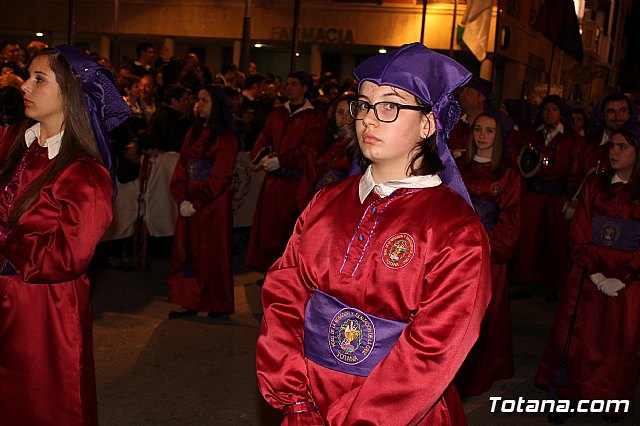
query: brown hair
464 112 503 172
0 48 103 224
605 126 640 202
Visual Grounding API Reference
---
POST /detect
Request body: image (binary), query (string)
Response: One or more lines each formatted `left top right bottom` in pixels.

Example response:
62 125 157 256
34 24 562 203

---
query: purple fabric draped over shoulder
353 42 473 206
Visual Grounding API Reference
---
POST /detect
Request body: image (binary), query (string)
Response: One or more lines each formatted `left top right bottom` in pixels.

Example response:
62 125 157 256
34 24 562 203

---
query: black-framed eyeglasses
349 100 429 123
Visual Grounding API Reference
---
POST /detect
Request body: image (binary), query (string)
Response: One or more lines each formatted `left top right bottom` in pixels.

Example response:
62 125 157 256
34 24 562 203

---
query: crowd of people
2 37 640 425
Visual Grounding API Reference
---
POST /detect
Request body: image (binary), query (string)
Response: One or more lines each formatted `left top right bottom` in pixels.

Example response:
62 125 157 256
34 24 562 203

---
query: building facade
0 0 633 107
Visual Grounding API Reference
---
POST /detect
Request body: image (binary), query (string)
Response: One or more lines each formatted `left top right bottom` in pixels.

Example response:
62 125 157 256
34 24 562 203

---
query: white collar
285 99 314 116
25 123 63 159
536 122 565 134
473 154 492 163
358 165 442 203
600 131 611 146
612 174 629 184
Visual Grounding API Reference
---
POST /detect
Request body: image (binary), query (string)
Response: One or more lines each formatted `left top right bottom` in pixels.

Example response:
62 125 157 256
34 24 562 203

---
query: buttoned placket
339 188 424 277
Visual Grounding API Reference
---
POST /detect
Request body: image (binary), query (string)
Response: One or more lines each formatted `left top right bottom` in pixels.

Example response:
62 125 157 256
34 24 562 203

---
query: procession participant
536 121 640 424
245 71 325 275
513 95 582 299
0 45 129 425
168 85 238 318
256 42 491 425
455 112 521 396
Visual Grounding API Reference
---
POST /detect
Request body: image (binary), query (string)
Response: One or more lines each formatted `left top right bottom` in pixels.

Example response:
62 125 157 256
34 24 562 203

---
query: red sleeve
569 177 599 271
326 217 491 425
256 191 326 425
488 167 522 262
193 133 238 207
279 111 325 168
0 160 113 283
170 132 191 204
250 111 276 161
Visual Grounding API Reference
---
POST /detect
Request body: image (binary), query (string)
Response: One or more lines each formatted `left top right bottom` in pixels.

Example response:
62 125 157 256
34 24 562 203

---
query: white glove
179 200 197 217
598 278 626 297
451 149 464 160
590 272 606 287
261 155 280 172
562 200 576 220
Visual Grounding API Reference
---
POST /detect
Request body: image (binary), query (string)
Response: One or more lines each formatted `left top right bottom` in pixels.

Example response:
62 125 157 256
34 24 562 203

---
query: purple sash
187 158 215 181
592 215 640 251
472 198 500 231
303 290 407 377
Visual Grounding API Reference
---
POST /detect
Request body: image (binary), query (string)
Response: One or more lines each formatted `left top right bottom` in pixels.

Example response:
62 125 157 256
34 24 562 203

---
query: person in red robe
536 121 640 424
256 43 491 425
167 85 238 318
0 46 129 426
455 112 521 396
513 95 583 297
245 71 326 274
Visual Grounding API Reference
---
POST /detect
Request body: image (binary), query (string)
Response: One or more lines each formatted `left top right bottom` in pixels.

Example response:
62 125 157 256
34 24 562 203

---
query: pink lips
362 133 380 144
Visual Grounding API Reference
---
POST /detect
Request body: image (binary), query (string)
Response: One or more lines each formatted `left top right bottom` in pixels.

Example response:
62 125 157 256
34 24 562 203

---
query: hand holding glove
261 155 280 172
590 273 626 297
179 200 197 217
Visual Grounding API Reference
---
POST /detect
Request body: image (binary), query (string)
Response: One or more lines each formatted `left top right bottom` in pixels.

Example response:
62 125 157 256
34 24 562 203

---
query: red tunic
245 103 325 272
448 120 471 153
536 175 640 401
168 127 238 313
0 137 113 426
568 134 610 194
455 160 521 396
256 176 492 425
514 127 582 288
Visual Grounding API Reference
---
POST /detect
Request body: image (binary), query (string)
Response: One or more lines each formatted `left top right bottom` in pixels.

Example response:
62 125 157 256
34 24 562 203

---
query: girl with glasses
256 43 491 425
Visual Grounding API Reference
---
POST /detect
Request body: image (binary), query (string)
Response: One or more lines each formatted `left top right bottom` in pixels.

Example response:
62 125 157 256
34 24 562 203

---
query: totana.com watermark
489 397 629 413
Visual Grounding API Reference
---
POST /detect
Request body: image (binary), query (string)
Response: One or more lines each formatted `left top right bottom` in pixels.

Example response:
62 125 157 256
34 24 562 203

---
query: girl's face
356 81 434 177
127 82 140 99
473 115 497 151
542 102 561 127
196 89 212 119
609 133 636 176
334 100 352 129
21 55 64 129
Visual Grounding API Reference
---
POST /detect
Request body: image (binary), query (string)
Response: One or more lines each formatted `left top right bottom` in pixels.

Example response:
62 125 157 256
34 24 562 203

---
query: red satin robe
448 120 471 153
455 160 521 396
245 102 325 272
514 127 582 289
568 134 610 194
536 175 640 402
0 135 113 426
256 175 492 425
168 127 238 313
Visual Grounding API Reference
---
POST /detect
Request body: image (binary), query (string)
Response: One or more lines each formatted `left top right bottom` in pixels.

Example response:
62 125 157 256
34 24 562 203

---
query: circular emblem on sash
600 221 621 246
382 233 415 269
329 308 376 365
490 182 503 196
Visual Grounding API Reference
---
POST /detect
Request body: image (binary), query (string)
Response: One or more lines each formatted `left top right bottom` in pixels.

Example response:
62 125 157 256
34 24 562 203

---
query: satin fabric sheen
168 127 237 313
245 105 325 272
513 126 583 288
536 176 640 401
256 175 491 425
0 125 113 426
455 160 522 396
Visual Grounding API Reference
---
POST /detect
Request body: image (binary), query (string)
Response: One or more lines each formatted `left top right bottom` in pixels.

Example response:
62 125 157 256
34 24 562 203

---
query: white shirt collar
285 99 314 116
536 122 564 134
600 131 611 146
358 165 442 203
612 174 629 184
24 123 63 159
474 154 492 163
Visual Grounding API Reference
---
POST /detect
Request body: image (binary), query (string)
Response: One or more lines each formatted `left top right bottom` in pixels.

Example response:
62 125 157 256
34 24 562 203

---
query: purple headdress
353 42 473 206
55 45 131 191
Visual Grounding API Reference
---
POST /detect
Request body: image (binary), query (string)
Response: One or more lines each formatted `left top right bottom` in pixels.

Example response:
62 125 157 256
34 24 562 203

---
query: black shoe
602 415 623 424
511 290 532 300
168 309 197 319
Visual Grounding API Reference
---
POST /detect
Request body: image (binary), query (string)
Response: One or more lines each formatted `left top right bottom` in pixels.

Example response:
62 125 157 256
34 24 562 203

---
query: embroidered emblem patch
382 233 415 269
329 308 375 365
600 221 621 246
490 182 503 196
